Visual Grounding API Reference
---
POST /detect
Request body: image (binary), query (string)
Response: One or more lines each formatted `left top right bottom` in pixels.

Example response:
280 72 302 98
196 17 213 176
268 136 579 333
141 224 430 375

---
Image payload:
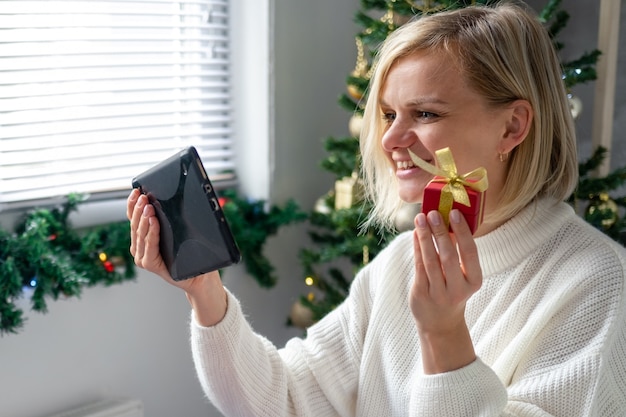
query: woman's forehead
380 52 467 98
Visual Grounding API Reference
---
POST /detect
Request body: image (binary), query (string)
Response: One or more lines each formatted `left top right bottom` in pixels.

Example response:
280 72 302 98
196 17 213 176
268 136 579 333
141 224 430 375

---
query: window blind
0 0 236 211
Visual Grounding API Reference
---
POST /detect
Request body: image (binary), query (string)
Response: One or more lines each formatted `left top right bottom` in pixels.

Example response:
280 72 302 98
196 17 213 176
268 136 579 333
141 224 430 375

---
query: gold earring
499 152 509 162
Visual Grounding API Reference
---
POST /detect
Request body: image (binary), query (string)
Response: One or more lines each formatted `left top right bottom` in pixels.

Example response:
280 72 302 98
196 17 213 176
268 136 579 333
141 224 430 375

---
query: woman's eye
417 111 438 120
382 112 396 123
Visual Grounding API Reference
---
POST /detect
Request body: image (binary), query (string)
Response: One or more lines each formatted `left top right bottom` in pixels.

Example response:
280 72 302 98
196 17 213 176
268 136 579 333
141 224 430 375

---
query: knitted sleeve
189 268 373 417
409 358 507 416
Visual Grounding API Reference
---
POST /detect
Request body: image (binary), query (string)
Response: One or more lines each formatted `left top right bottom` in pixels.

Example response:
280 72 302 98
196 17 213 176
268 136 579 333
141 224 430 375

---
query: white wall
0 1 622 417
1 276 207 417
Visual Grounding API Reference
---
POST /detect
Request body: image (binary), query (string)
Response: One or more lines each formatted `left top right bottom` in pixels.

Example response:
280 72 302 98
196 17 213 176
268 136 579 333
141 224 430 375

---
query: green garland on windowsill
0 191 306 335
0 194 136 335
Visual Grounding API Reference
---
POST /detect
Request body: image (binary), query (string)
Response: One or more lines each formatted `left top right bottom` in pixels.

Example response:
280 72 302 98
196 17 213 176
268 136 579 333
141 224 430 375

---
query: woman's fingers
126 188 140 220
128 191 145 257
414 212 445 295
141 206 162 269
134 202 151 265
449 209 482 291
428 210 468 302
412 226 429 296
413 209 481 302
132 196 147 248
128 193 158 267
126 189 176 283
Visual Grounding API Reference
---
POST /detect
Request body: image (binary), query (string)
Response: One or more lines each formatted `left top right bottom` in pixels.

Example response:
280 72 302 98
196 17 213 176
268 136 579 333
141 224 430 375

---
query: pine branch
338 93 361 115
320 137 360 179
562 49 601 87
578 146 607 176
220 189 307 288
0 194 136 335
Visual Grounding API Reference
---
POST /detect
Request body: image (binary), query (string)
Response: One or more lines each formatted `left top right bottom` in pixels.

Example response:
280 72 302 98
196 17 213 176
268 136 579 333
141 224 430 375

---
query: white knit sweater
190 198 626 416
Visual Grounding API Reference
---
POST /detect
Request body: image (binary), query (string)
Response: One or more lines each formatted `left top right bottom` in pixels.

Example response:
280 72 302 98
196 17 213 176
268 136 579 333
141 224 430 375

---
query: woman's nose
381 120 415 152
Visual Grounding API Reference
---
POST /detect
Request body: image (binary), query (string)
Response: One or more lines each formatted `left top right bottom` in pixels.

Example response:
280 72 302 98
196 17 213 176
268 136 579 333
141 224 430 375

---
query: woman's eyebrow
407 97 448 106
379 96 448 107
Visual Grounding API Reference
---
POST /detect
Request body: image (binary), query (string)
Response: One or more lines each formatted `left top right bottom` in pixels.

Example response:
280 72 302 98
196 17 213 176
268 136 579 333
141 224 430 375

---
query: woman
128 2 626 416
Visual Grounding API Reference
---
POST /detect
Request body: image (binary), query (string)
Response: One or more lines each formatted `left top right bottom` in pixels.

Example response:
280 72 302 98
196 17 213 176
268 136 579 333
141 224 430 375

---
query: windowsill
68 198 129 229
0 197 127 232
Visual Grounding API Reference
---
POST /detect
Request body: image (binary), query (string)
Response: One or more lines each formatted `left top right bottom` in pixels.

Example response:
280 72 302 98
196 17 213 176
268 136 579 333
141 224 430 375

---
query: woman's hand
410 209 482 374
127 188 227 326
127 188 171 281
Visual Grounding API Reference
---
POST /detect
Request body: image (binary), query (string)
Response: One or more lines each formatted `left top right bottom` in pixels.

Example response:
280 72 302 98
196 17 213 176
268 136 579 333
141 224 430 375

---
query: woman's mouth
397 160 417 170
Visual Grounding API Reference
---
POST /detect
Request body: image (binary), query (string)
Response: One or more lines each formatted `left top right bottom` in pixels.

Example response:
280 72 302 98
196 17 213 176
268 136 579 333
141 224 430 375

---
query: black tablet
131 146 241 281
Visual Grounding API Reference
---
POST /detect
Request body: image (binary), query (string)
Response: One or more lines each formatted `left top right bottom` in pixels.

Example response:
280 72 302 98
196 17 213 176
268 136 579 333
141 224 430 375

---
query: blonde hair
360 2 578 231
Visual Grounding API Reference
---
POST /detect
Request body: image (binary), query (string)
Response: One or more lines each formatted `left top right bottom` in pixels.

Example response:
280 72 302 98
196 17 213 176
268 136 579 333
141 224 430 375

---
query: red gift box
422 176 486 234
409 147 488 235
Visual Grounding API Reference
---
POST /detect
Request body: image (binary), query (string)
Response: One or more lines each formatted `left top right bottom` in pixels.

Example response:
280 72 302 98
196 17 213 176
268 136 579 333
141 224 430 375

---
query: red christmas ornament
218 197 229 207
103 260 115 273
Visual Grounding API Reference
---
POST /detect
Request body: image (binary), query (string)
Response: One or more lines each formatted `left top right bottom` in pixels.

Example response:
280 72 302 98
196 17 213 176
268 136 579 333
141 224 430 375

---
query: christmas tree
289 0 622 329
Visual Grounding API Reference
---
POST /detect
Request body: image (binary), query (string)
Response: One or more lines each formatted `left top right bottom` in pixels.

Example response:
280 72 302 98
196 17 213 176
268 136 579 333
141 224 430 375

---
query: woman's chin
398 189 423 205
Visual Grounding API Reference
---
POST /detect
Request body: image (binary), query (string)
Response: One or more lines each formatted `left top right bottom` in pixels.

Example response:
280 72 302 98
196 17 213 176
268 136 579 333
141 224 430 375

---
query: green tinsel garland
220 189 308 288
0 194 136 335
0 191 306 335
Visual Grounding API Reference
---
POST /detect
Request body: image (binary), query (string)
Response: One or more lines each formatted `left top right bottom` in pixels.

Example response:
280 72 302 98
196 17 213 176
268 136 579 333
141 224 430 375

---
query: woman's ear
501 99 533 154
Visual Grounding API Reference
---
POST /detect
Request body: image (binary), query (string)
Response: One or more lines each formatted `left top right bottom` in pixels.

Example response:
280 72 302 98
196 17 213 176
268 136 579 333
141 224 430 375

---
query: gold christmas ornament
289 298 315 329
353 38 368 77
347 36 370 102
314 193 333 214
586 192 618 228
347 83 363 101
335 172 364 210
349 113 363 138
362 245 369 265
568 93 583 120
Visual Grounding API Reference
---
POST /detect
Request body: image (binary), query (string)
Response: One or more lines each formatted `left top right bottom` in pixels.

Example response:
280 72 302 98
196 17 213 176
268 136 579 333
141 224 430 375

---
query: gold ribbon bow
408 147 488 224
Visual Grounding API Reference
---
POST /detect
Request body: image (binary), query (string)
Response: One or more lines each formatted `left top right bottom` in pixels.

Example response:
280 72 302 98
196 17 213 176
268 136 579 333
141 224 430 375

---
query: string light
99 252 115 272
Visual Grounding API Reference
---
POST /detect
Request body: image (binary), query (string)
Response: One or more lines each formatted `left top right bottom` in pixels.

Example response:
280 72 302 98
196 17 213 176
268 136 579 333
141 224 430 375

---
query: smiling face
360 5 576 233
379 51 512 212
